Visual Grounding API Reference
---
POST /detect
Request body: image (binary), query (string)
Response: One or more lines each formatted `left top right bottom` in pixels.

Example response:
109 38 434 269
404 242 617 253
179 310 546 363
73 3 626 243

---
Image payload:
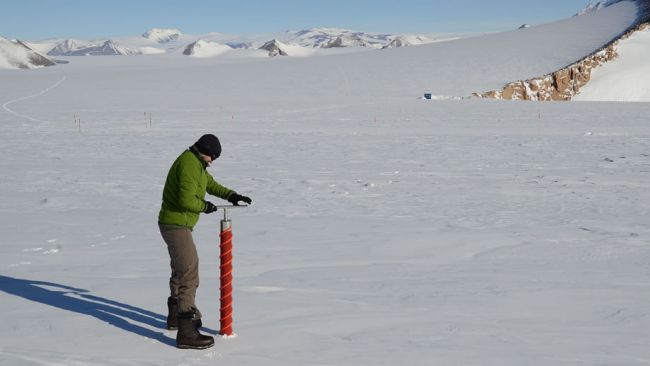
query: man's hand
227 193 252 206
204 201 218 214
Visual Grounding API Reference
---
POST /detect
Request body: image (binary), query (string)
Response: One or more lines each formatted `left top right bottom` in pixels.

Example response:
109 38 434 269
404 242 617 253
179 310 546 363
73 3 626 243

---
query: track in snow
1 75 66 123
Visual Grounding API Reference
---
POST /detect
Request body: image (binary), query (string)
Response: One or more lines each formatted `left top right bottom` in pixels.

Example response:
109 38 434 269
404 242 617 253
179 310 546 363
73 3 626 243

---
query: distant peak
576 0 625 16
142 28 182 43
182 39 231 57
259 39 290 56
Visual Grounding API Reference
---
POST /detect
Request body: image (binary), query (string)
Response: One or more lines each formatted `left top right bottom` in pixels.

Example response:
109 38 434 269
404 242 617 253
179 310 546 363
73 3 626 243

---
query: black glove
204 201 218 214
227 193 252 206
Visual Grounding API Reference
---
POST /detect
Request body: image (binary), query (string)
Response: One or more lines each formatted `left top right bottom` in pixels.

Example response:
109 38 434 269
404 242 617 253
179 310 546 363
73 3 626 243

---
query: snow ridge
0 36 56 69
475 0 649 101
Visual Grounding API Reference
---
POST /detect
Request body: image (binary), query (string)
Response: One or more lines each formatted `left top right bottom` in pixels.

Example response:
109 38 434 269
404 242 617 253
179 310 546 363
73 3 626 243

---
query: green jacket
158 148 234 229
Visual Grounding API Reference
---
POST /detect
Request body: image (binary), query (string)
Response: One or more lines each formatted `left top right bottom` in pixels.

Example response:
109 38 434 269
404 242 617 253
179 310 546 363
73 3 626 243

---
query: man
158 134 252 349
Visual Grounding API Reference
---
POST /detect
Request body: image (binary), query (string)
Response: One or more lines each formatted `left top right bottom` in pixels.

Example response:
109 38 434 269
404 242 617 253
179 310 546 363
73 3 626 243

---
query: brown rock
502 82 526 100
553 69 571 93
484 90 501 99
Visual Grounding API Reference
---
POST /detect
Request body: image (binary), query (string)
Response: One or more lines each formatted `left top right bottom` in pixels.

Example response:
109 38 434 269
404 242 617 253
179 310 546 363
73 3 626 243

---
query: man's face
200 154 214 167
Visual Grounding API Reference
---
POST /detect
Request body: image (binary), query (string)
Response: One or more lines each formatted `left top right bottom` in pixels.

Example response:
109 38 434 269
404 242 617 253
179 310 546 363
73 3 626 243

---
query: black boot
167 298 203 330
176 311 214 349
193 317 202 329
166 297 178 330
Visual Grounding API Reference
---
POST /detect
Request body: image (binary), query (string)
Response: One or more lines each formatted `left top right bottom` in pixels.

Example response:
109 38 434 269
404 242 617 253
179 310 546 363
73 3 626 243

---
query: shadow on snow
0 275 180 346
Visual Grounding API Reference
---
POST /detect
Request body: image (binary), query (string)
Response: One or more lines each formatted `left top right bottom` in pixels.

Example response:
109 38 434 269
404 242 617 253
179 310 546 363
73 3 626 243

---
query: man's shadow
0 275 215 346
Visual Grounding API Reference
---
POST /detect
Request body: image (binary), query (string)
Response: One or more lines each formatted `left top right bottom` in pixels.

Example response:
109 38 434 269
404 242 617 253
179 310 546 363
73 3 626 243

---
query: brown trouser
159 224 202 316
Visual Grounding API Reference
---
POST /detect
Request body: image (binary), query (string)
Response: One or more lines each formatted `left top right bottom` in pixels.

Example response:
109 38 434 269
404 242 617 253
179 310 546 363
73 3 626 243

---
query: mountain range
0 0 647 83
0 27 449 68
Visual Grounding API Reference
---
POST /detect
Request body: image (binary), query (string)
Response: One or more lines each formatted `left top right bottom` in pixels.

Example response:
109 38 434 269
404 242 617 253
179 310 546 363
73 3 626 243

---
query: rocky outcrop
322 34 379 48
259 40 289 57
382 37 410 49
474 22 648 101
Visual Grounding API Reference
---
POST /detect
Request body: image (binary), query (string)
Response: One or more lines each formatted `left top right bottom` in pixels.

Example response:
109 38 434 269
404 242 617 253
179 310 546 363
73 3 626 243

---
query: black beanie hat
194 134 222 159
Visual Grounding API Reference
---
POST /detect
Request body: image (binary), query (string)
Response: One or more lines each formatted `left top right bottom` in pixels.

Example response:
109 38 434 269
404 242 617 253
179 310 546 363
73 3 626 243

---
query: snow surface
574 27 650 101
1 2 649 366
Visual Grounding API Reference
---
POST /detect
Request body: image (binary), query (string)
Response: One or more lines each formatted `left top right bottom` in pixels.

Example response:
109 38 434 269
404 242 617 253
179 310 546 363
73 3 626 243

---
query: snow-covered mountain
382 37 410 49
258 39 314 57
382 35 433 49
226 41 253 49
183 40 232 58
142 28 181 43
259 39 289 56
47 39 86 56
71 40 138 56
288 28 394 48
0 36 56 69
49 39 162 56
322 34 379 48
12 27 447 62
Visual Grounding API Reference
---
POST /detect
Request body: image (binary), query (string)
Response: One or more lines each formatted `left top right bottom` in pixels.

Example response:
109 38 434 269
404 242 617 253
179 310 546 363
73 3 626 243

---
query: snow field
1 2 650 363
1 75 649 364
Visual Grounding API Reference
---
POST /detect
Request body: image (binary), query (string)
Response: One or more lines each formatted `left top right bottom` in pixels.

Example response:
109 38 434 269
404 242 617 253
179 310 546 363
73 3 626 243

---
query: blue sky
2 0 596 40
